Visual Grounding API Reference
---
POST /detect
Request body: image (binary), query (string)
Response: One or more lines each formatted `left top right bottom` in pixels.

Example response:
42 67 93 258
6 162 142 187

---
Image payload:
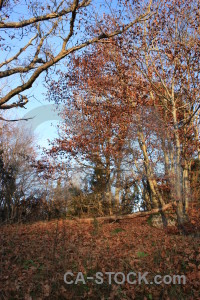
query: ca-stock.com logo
23 104 63 132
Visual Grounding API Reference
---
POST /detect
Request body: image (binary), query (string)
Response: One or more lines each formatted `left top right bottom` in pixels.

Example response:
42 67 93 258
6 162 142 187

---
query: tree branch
0 0 91 28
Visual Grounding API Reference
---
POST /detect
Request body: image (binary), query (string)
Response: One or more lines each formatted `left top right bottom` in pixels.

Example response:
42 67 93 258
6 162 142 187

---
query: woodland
0 0 200 299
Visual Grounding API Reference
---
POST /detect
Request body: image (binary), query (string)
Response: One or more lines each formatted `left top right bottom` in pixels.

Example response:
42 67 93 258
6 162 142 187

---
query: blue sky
12 79 61 152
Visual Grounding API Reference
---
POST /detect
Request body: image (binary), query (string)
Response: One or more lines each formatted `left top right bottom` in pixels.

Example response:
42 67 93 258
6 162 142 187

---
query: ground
0 217 200 299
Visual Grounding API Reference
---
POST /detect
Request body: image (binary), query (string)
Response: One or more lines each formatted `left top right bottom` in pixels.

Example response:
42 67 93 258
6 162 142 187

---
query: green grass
137 251 148 258
111 227 125 235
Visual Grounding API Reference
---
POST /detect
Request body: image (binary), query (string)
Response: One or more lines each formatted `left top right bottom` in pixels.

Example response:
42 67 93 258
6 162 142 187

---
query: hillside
1 217 199 299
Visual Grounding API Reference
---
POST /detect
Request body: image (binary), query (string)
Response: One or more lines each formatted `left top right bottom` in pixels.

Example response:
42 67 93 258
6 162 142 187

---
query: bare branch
0 35 38 69
0 0 91 28
0 116 33 122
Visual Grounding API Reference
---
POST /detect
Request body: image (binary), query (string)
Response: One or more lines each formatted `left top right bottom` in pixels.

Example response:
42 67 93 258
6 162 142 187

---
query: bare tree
0 118 39 221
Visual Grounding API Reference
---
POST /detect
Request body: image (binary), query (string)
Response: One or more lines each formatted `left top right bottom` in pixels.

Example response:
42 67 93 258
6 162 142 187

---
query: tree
0 0 154 110
131 0 200 228
50 93 136 216
47 0 199 230
48 33 166 217
0 118 40 221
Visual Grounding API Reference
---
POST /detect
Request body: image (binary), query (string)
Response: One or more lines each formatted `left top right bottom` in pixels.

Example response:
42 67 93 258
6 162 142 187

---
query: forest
0 0 200 299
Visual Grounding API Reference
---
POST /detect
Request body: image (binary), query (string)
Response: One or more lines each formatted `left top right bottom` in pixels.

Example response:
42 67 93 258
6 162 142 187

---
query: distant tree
0 119 39 221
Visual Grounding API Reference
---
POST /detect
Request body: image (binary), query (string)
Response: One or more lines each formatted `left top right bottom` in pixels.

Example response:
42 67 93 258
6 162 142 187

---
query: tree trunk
137 125 168 227
183 161 191 211
171 99 188 229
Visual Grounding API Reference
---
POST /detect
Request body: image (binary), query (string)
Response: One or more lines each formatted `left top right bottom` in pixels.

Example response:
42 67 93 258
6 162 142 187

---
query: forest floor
1 215 200 300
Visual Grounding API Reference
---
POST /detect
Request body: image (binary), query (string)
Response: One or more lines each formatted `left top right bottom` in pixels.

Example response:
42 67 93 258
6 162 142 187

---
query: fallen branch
71 203 175 223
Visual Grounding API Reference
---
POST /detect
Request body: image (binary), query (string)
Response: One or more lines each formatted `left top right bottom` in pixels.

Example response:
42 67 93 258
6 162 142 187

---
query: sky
3 76 61 153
